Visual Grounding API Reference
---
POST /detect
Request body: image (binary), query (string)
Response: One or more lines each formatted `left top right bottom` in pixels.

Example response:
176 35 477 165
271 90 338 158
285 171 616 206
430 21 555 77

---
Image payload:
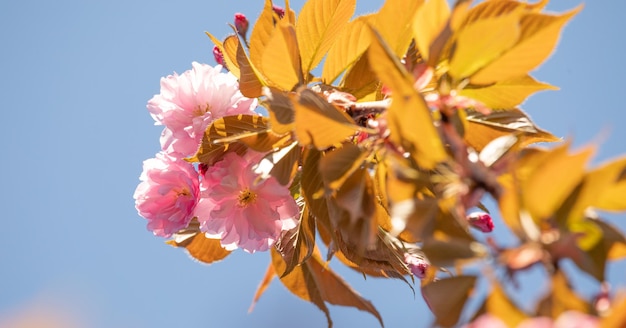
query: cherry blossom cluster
133 62 299 253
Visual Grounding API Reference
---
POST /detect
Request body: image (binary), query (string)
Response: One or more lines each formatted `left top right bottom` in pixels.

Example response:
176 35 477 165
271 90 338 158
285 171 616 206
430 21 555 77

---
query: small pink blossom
134 152 200 237
463 314 507 328
467 212 495 233
212 46 225 66
234 13 249 37
147 62 257 158
404 252 429 279
272 5 285 18
193 152 300 253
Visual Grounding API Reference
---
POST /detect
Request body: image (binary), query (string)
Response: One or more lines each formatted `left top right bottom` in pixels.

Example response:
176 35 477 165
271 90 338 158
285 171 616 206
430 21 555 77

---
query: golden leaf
523 143 594 221
297 0 356 74
372 0 422 57
248 263 276 313
261 20 302 91
271 248 384 327
536 270 590 319
422 276 477 327
413 0 450 62
449 12 521 80
471 6 582 85
293 89 362 149
458 0 548 29
321 16 372 84
166 223 231 265
319 142 368 191
205 33 240 78
368 27 446 169
249 0 277 71
483 282 529 327
236 40 265 98
460 75 557 109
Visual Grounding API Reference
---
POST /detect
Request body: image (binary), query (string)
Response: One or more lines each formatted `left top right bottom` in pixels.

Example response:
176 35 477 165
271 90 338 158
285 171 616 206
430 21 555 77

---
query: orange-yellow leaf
536 270 590 318
460 75 557 109
249 0 277 71
205 33 240 78
322 16 372 84
471 6 582 85
484 282 528 327
523 144 594 221
297 0 356 73
459 0 548 29
368 28 446 169
590 157 626 211
319 142 368 191
293 89 362 149
236 40 265 98
248 263 276 313
413 0 450 61
166 229 231 265
422 276 476 327
372 0 422 57
262 20 302 91
271 248 383 327
449 12 521 80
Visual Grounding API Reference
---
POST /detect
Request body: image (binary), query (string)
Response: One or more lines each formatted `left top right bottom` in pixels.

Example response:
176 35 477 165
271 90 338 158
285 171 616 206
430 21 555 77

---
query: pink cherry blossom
134 152 200 237
467 211 495 233
193 152 300 253
404 252 429 279
147 62 257 158
234 13 249 37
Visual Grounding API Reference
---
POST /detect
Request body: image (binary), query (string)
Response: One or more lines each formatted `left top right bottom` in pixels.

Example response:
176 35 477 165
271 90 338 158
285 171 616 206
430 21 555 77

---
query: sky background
1 0 625 327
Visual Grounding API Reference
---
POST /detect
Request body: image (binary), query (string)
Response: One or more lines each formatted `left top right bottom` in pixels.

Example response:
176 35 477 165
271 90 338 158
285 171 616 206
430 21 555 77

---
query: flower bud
272 5 285 18
467 212 494 233
234 13 249 37
404 253 429 279
212 46 225 67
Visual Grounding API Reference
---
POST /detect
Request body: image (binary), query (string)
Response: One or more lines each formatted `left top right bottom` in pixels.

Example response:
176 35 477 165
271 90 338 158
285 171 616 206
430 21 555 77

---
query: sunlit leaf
372 0 422 57
262 20 302 91
523 143 594 221
236 39 265 98
253 140 300 185
297 0 356 74
322 16 372 84
206 33 240 78
471 7 582 85
459 0 548 28
465 108 559 152
166 221 231 264
250 0 277 71
275 206 316 277
188 115 270 164
601 294 626 328
460 75 558 109
421 238 487 267
413 0 450 62
449 12 521 80
301 148 333 235
592 157 626 211
248 263 276 313
293 88 362 149
335 167 377 233
319 142 368 191
594 219 626 260
472 281 528 327
368 28 446 168
422 275 476 327
263 87 296 135
340 52 379 100
536 270 590 319
272 248 384 327
569 220 603 251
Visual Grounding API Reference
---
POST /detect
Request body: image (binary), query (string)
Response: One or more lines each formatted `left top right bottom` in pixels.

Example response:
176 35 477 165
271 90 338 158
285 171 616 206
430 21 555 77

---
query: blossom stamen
238 188 257 206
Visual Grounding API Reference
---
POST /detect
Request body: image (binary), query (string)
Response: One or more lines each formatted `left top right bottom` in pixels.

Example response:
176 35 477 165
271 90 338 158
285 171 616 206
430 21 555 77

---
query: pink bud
272 5 285 18
404 253 429 279
234 13 249 37
212 46 225 67
467 212 494 233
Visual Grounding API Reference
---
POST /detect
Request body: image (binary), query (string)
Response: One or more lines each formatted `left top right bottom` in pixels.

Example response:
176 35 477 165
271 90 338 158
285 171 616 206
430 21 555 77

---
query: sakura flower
404 252 429 279
467 211 495 233
147 62 257 158
134 152 200 237
193 152 300 253
234 13 249 37
212 46 225 66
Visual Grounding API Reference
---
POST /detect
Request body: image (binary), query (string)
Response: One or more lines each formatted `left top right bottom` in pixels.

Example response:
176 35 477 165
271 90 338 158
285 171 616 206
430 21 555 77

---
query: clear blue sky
1 1 625 327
